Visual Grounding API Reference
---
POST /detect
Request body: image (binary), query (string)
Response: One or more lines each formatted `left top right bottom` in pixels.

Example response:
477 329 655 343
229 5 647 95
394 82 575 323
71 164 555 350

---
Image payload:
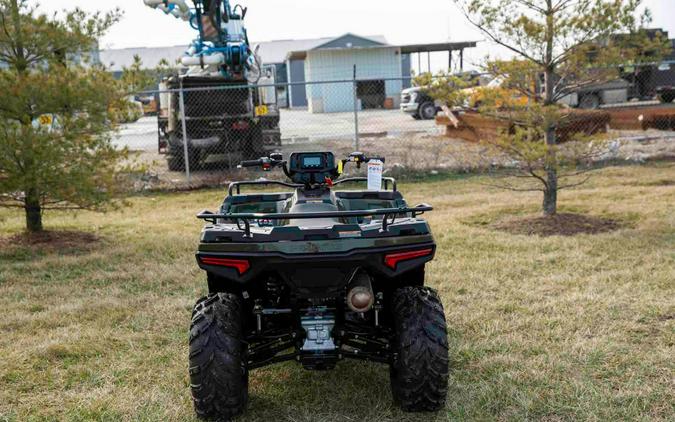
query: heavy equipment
144 0 281 171
189 151 449 419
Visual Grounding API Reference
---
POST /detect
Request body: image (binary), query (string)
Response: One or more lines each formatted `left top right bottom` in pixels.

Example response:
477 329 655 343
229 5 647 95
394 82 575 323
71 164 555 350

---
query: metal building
97 34 477 113
283 34 476 113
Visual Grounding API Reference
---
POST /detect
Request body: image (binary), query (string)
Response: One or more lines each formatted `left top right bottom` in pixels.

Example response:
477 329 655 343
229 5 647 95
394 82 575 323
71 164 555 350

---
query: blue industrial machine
144 0 261 81
145 0 279 170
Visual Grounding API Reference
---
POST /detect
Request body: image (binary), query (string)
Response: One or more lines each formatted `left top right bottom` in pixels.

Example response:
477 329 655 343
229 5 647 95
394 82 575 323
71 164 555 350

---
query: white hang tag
367 159 383 191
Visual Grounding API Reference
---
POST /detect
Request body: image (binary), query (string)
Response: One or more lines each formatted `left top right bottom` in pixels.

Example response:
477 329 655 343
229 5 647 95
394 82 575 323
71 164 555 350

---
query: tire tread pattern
189 293 248 420
390 286 449 412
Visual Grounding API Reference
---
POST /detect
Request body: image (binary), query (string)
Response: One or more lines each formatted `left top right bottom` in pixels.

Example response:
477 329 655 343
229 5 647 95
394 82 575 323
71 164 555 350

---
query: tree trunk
543 172 558 215
24 188 43 233
542 0 557 216
543 125 558 216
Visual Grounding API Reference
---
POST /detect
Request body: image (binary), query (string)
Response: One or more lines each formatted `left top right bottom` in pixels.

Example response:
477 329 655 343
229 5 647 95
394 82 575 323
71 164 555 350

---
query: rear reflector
200 257 250 274
384 248 433 269
231 121 250 130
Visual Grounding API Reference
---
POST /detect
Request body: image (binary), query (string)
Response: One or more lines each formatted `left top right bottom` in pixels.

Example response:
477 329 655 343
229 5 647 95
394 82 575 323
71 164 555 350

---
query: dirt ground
0 231 100 252
491 213 622 236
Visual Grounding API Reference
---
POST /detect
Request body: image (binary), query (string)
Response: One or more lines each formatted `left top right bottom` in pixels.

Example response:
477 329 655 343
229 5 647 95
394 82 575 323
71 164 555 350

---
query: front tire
390 286 449 412
418 101 437 120
189 293 248 420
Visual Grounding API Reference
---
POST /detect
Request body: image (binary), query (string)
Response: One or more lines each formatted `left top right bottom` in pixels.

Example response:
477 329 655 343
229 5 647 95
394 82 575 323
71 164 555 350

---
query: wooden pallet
605 105 675 130
436 108 610 143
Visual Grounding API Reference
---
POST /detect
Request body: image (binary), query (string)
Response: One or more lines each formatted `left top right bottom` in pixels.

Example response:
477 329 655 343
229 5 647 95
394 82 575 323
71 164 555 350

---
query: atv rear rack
197 204 432 237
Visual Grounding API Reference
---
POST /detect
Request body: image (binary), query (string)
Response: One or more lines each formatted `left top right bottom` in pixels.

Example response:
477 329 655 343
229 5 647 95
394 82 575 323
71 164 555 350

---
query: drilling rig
144 0 281 171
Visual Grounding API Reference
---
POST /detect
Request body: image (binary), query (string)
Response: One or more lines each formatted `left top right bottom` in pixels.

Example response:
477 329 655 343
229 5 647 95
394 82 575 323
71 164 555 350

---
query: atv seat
288 202 341 227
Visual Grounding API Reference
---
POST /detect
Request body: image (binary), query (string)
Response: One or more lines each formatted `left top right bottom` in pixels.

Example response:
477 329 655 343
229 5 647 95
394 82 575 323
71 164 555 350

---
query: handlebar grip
239 159 263 168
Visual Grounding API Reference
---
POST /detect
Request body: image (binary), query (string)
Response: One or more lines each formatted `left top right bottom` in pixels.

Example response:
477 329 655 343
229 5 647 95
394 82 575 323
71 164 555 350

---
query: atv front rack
228 180 303 196
333 177 398 191
197 204 432 237
228 177 398 196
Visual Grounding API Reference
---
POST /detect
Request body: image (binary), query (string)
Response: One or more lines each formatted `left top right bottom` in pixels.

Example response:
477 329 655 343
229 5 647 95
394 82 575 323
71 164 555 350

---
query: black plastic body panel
197 240 435 298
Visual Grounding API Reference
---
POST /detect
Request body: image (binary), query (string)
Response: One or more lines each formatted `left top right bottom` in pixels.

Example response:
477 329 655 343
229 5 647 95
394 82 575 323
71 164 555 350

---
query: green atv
190 152 449 419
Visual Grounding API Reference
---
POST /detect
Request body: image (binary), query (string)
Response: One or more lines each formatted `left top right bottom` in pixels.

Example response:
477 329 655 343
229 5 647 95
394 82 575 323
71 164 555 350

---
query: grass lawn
0 163 673 421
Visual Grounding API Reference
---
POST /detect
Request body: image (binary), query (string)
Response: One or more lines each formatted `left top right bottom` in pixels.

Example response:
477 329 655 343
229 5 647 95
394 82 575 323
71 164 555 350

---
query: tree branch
478 180 544 192
558 175 592 190
512 0 547 14
456 3 545 66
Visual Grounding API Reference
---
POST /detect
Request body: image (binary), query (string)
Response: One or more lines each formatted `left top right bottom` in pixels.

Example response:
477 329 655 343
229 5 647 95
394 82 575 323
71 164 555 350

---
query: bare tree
445 0 668 215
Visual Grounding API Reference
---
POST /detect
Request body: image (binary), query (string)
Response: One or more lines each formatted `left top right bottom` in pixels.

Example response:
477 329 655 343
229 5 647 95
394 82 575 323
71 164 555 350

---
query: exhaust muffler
347 270 374 313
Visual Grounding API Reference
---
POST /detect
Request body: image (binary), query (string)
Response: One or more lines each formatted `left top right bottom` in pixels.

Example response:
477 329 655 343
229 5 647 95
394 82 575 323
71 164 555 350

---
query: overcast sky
42 0 675 72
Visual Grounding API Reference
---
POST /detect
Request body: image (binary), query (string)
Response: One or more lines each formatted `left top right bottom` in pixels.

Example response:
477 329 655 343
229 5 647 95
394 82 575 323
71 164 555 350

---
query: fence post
178 80 191 184
353 65 360 151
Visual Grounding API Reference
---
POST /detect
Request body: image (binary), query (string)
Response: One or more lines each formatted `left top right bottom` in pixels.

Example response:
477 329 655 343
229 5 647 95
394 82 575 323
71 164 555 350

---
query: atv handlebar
238 153 287 172
239 159 264 168
238 152 388 185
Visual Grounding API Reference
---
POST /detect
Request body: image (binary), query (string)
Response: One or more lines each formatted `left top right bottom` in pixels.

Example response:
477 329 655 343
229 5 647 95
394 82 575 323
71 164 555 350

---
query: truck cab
400 86 441 120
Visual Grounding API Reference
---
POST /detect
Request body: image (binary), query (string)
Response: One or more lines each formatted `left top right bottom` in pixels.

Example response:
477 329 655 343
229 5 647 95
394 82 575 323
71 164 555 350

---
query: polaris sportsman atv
190 152 449 420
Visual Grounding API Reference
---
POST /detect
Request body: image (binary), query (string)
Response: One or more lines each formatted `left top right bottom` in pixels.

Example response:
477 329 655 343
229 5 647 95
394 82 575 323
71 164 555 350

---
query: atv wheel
189 293 248 420
390 286 449 412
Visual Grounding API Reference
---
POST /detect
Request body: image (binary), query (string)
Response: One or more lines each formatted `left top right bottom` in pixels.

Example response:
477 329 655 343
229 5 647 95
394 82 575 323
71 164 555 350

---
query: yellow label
38 115 53 126
337 160 344 174
255 105 269 116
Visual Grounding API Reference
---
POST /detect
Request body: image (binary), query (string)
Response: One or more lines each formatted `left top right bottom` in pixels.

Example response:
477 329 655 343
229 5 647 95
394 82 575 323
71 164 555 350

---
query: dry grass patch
0 162 673 421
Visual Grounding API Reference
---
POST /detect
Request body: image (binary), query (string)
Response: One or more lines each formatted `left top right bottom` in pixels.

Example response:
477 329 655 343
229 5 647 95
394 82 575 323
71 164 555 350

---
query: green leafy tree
0 0 131 232
442 0 668 215
120 55 155 93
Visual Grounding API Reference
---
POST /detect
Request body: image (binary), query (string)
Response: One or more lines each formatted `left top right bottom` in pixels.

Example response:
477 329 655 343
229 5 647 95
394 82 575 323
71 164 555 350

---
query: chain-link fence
118 69 675 189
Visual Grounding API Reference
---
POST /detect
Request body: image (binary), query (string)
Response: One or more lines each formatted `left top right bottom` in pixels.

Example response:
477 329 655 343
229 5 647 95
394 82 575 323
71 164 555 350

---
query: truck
559 35 675 108
157 69 281 171
145 0 281 171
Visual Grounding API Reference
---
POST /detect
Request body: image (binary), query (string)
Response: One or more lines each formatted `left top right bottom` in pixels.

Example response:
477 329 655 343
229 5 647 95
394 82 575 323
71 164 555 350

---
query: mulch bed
0 231 100 253
492 213 621 237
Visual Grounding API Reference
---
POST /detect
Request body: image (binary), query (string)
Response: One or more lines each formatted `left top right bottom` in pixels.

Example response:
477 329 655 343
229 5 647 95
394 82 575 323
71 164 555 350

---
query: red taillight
200 257 250 274
384 248 433 270
231 120 250 130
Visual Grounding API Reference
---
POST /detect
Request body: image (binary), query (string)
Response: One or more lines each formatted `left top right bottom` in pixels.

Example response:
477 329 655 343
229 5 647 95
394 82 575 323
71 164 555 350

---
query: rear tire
246 126 266 160
659 93 674 103
579 93 601 109
167 154 185 172
189 293 248 420
167 144 197 172
390 286 449 412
